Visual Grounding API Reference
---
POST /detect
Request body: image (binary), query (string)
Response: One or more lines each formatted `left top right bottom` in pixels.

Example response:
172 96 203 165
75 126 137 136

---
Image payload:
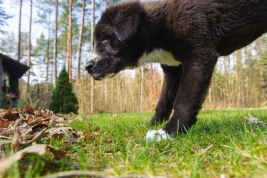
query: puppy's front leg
163 51 218 135
149 65 182 125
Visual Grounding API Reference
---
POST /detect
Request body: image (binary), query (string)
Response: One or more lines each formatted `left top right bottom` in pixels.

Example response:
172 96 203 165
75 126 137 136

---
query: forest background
0 0 267 114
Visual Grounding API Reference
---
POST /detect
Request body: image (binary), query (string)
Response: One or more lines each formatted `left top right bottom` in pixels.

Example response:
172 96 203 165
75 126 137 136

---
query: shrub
49 67 79 114
0 91 8 108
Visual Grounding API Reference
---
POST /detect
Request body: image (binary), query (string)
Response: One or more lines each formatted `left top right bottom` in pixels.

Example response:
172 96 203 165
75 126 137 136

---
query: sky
1 0 108 45
1 0 43 46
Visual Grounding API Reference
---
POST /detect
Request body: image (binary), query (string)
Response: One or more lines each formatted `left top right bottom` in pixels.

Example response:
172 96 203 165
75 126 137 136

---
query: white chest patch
138 49 181 67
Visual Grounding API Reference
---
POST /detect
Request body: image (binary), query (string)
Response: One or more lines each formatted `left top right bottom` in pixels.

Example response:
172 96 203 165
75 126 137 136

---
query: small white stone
220 174 226 178
145 129 170 141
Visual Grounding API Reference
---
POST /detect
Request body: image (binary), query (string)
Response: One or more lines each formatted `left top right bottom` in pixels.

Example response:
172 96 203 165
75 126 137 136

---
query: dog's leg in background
163 50 218 135
149 65 182 125
146 64 183 141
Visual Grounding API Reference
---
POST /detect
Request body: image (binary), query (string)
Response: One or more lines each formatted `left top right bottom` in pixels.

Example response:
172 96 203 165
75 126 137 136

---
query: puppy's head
85 1 146 80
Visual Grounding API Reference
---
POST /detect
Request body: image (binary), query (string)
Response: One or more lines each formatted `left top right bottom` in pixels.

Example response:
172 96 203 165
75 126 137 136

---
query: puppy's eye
100 34 108 43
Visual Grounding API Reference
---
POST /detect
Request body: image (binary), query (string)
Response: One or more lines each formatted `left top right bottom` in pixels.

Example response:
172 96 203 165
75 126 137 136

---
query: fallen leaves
0 105 83 149
0 144 66 177
0 105 86 177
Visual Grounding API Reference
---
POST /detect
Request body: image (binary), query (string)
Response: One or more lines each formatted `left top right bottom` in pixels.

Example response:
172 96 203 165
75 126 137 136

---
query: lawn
5 109 267 177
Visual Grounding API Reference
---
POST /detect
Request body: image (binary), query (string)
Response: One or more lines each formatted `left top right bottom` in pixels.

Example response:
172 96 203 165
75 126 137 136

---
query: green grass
6 109 267 177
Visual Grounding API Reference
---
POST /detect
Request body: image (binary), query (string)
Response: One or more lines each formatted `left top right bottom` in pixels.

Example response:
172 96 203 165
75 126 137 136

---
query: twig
0 136 11 140
40 170 112 178
25 128 47 145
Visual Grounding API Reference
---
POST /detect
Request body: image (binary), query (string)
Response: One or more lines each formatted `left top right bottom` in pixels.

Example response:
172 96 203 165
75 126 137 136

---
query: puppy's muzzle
85 52 100 72
85 60 95 72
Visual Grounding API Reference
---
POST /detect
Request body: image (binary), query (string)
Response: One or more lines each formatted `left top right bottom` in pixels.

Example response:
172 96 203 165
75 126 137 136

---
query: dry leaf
93 127 100 135
43 114 50 121
3 109 19 121
85 130 94 140
26 114 34 124
0 144 66 177
28 117 43 126
2 110 11 120
50 116 56 127
56 123 68 127
53 116 66 123
0 125 14 137
75 115 83 121
0 118 11 129
69 112 74 118
77 131 84 137
24 105 35 114
11 119 22 153
18 113 26 121
243 114 267 126
25 124 48 136
26 128 47 144
47 145 67 160
50 115 72 127
34 110 42 117
46 127 77 143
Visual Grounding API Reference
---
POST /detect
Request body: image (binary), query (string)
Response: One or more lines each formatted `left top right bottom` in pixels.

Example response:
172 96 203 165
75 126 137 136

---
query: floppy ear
109 2 146 42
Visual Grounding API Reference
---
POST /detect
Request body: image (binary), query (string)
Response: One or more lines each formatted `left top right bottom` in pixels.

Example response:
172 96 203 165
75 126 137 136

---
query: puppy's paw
145 129 171 141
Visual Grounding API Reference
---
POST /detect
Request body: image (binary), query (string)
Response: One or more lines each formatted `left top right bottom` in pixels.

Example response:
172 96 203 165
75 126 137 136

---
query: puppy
85 0 267 140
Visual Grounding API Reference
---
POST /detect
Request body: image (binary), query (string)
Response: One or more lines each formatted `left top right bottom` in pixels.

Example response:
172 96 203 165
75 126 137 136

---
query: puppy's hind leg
149 64 182 125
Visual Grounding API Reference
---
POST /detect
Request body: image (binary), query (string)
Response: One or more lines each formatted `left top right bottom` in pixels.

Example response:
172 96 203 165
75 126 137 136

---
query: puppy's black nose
85 60 95 71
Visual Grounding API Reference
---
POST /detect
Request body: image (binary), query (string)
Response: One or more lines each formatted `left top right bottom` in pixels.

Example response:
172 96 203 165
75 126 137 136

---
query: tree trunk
27 0 32 93
68 0 73 81
257 38 266 104
140 67 144 112
77 0 86 78
17 0 22 62
91 0 95 113
116 76 120 112
139 0 143 112
53 0 59 87
46 2 51 93
246 45 253 107
227 56 232 108
104 80 107 107
236 49 245 107
211 75 216 108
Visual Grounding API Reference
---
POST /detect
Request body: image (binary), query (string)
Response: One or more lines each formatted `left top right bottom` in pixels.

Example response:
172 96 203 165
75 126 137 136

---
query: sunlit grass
6 109 267 177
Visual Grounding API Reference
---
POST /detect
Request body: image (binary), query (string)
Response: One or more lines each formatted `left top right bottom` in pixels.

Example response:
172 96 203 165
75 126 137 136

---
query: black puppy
85 0 267 140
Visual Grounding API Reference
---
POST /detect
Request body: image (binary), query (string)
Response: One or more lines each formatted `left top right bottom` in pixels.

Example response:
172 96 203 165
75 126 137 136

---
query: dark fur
86 0 267 135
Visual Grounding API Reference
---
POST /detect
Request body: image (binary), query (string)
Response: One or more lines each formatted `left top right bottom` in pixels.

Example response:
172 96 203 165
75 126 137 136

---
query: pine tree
49 67 78 114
